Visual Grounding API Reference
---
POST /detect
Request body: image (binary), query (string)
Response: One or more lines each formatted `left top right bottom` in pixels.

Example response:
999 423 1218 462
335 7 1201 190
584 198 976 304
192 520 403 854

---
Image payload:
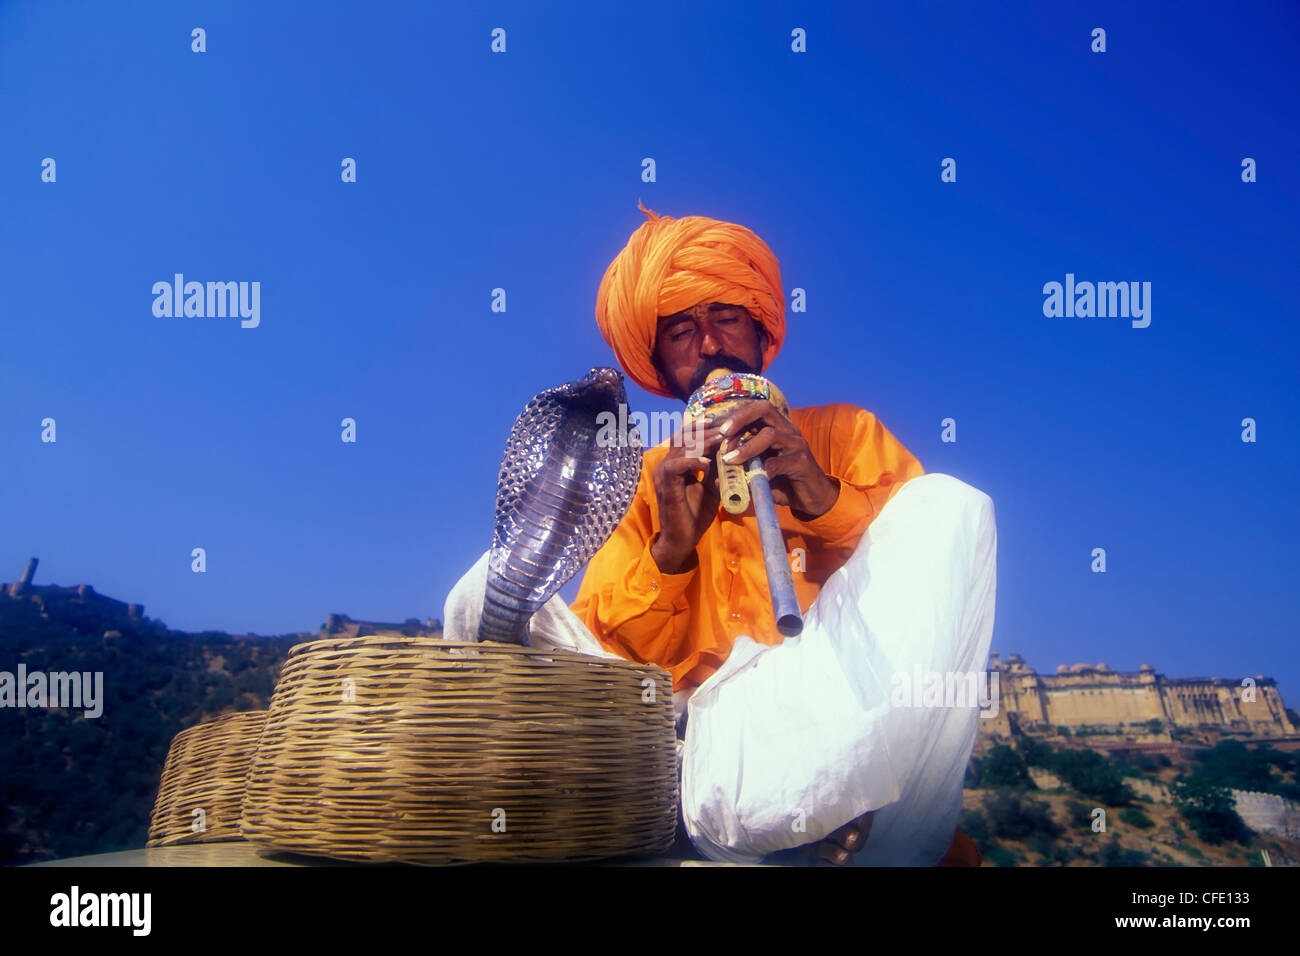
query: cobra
477 367 643 645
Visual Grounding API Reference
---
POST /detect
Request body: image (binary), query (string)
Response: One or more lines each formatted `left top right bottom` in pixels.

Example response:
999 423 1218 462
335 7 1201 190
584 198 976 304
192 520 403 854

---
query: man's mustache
687 355 762 395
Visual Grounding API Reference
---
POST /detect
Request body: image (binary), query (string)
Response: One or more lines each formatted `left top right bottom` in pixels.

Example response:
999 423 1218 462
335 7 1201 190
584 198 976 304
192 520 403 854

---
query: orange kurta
569 403 925 691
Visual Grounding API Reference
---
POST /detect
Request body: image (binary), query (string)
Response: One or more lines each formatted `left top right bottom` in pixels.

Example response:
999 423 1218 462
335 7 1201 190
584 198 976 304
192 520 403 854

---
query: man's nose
699 329 722 355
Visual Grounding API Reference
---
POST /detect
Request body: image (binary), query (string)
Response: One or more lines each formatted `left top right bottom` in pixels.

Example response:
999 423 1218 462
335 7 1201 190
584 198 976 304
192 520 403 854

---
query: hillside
961 735 1300 866
0 591 302 863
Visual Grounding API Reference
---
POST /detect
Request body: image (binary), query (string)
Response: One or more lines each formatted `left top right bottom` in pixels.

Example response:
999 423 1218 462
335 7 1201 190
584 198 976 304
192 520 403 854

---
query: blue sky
2 1 1297 699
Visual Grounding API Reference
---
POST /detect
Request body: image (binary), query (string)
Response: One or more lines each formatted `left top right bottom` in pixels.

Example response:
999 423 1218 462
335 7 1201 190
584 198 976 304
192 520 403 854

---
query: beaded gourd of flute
686 370 790 515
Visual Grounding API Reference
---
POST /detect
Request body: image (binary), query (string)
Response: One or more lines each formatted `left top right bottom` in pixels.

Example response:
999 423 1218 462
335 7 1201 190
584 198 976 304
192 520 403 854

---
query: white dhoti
443 472 997 866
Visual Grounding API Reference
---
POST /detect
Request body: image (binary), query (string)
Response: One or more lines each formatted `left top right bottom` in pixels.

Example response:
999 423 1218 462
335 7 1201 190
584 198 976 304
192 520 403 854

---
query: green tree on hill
1119 806 1154 829
1044 748 1135 805
1171 777 1252 845
1187 740 1295 798
1099 837 1150 866
983 788 1062 841
1014 737 1055 767
977 744 1031 788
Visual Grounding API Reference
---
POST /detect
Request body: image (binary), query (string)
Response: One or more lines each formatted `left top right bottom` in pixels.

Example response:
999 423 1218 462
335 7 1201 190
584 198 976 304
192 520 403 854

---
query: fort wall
985 652 1298 739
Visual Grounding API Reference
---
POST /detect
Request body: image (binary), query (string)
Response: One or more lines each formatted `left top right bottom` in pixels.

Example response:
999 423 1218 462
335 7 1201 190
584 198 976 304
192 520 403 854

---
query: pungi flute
687 370 804 637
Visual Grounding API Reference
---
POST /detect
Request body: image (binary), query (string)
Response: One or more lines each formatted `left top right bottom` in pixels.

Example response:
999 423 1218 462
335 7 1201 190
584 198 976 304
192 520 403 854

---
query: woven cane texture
147 710 268 847
239 636 678 865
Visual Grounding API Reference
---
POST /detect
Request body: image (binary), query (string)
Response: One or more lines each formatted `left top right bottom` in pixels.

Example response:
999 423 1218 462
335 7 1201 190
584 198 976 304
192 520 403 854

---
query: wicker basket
239 636 678 865
147 710 268 847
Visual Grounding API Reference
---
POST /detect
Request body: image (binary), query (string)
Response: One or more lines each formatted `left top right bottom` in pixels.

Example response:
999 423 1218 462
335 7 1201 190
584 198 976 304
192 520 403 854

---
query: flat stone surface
27 842 758 867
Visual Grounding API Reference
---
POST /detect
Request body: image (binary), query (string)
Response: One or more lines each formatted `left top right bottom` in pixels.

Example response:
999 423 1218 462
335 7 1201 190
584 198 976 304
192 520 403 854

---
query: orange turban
595 201 785 398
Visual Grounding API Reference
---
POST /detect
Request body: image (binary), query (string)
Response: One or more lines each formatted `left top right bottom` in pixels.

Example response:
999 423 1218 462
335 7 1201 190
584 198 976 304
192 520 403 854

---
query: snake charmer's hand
715 399 840 520
649 422 726 574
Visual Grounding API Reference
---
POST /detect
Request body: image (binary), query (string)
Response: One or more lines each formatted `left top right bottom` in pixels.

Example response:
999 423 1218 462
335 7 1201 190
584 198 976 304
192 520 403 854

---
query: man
576 296 914 864
446 203 996 865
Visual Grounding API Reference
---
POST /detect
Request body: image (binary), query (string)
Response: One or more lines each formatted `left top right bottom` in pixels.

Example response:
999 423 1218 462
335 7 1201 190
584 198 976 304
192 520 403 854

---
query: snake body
478 367 642 645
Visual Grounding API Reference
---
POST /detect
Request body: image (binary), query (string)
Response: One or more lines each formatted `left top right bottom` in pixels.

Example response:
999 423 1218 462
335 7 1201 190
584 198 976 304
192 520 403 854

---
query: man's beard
683 354 763 399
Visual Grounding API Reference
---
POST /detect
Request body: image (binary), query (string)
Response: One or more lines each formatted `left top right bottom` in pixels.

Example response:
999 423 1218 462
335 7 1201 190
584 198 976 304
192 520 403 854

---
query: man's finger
720 426 779 467
660 456 712 479
671 422 725 454
716 399 778 437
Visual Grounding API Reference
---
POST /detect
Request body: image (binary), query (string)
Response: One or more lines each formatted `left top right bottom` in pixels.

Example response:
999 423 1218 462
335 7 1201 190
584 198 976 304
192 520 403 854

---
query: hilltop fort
981 651 1299 751
1 558 148 635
